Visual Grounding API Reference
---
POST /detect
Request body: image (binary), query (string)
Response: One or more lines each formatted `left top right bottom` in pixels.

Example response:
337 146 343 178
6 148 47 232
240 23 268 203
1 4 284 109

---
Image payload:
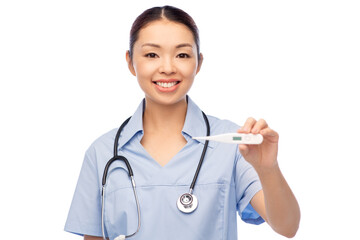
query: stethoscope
101 105 210 240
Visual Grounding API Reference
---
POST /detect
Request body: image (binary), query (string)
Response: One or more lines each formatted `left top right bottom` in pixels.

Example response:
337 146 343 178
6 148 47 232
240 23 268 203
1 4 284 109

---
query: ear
196 53 204 74
126 50 136 76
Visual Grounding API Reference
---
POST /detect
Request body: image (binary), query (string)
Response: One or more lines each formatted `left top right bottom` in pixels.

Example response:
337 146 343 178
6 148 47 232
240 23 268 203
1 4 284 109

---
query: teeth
156 82 178 88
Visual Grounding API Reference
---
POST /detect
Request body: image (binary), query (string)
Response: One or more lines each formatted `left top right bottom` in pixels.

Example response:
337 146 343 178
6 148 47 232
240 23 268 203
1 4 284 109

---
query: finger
239 117 256 133
251 118 268 134
260 128 279 142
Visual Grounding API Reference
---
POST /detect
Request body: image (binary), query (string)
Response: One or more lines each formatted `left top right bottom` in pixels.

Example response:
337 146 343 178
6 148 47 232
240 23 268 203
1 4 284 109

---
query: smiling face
126 19 203 106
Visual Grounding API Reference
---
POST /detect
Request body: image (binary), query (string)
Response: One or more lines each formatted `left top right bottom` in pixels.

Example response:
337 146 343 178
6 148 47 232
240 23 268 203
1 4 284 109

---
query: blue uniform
65 97 264 239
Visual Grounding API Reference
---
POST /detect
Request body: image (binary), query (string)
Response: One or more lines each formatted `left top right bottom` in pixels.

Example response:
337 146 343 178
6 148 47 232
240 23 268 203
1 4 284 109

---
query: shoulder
85 128 118 159
207 114 241 135
206 115 244 161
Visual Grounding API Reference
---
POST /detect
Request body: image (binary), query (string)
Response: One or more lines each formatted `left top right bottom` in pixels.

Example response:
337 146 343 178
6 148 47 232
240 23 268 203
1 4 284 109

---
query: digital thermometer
193 133 263 144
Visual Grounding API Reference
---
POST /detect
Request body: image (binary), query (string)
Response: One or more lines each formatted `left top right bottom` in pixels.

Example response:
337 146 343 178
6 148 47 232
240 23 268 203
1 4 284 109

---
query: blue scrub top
65 97 264 240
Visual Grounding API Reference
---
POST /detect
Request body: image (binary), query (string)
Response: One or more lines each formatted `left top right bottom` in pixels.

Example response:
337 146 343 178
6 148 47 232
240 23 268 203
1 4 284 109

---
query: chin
145 93 188 107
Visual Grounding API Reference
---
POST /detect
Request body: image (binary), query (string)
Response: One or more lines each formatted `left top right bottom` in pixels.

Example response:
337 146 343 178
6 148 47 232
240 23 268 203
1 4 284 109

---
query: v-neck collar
117 96 215 152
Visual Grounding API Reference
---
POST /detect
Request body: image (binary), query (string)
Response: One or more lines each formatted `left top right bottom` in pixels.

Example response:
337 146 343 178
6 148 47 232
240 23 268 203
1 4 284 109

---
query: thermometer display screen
233 136 242 141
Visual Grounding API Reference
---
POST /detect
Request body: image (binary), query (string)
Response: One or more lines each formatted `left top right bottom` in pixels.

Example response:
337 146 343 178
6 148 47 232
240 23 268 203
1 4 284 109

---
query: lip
152 79 181 92
154 79 180 83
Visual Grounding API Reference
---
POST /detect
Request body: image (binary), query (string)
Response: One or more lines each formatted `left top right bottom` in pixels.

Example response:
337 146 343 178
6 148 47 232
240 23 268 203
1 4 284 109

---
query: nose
159 57 176 75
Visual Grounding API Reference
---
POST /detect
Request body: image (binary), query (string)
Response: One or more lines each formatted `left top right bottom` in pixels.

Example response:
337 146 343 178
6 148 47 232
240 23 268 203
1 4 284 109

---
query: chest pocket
103 181 227 240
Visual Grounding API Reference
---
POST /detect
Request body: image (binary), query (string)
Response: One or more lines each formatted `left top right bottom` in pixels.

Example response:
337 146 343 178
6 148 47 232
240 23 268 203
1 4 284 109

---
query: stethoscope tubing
101 162 141 240
101 104 209 239
101 116 139 240
189 111 210 193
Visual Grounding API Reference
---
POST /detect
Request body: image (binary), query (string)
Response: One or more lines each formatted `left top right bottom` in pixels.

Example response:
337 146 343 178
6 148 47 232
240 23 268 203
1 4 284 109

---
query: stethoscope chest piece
177 193 198 213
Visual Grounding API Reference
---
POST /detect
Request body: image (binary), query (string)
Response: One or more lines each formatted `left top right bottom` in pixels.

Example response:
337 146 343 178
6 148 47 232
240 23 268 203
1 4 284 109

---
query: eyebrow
141 43 193 49
176 43 193 49
142 43 160 48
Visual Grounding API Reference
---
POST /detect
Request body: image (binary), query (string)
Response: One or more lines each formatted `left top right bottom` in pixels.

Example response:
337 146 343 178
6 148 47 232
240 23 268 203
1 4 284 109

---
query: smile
155 81 180 88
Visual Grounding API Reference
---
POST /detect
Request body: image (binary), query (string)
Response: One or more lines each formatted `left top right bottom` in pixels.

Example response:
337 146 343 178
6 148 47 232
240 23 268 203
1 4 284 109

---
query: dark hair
129 5 200 60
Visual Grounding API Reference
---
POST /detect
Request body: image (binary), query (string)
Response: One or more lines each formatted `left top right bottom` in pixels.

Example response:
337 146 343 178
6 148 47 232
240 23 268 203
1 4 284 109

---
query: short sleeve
234 150 265 225
64 147 105 237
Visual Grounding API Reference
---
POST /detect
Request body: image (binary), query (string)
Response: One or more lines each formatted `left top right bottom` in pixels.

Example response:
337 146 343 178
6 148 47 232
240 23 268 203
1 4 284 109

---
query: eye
145 53 158 58
177 53 190 58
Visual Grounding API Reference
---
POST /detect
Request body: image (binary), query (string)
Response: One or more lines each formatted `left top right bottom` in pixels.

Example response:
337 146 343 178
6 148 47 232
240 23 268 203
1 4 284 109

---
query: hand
238 118 279 171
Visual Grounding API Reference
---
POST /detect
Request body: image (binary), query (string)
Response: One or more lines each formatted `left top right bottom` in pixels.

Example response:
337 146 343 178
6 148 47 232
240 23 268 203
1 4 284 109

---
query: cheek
133 59 199 80
178 61 198 78
134 61 156 79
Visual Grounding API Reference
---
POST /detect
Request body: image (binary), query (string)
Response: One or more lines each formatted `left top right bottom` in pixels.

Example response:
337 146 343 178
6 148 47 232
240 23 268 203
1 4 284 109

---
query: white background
1 0 359 239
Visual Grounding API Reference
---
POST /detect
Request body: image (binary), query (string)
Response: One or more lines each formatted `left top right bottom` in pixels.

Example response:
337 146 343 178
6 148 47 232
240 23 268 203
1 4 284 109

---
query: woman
65 5 300 240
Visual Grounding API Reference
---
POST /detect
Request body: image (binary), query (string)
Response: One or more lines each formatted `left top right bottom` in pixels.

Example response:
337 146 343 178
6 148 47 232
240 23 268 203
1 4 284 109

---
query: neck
142 97 187 135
